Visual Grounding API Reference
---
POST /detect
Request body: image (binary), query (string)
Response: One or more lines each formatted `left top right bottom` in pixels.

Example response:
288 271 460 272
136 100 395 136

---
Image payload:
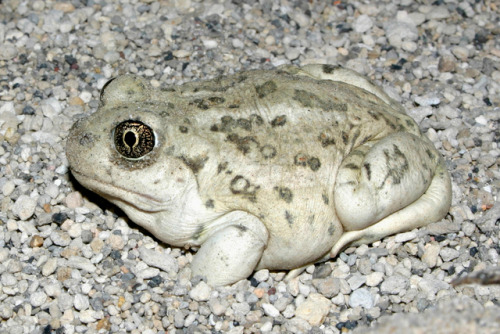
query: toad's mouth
70 169 170 213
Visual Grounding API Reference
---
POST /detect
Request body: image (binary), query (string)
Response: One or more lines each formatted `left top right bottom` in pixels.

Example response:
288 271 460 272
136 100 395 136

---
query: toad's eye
114 120 155 159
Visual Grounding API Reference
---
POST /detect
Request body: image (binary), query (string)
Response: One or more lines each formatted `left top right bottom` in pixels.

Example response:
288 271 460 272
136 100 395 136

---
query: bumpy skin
66 64 452 286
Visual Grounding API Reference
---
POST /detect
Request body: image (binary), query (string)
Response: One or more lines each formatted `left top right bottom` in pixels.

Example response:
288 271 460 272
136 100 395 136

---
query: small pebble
295 293 331 326
30 291 47 307
262 303 280 318
349 288 374 309
189 281 212 302
11 195 37 220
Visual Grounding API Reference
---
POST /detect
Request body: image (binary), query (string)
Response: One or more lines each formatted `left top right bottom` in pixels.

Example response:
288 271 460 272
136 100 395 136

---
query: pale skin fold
66 64 452 286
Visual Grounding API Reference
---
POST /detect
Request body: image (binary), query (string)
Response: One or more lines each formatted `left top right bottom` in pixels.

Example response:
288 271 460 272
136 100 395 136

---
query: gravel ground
1 0 499 333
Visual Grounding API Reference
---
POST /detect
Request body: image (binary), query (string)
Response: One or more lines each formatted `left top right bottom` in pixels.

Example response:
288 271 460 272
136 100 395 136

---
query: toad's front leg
191 211 269 286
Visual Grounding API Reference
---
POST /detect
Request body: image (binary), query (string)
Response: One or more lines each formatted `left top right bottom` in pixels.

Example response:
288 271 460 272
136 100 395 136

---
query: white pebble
42 258 58 276
475 115 488 125
79 91 92 103
81 283 92 294
79 310 96 323
366 272 384 287
139 247 179 273
262 303 280 318
253 269 270 282
232 38 244 49
1 273 17 286
74 294 90 311
422 244 441 268
349 288 374 308
68 256 97 272
50 230 71 246
414 95 441 106
295 293 331 326
136 267 160 279
2 181 15 196
189 281 212 302
202 39 218 49
354 15 373 33
11 195 37 220
394 231 417 243
30 291 47 307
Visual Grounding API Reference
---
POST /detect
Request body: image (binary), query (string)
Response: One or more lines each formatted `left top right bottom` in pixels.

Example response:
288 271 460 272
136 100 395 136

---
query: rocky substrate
0 0 499 333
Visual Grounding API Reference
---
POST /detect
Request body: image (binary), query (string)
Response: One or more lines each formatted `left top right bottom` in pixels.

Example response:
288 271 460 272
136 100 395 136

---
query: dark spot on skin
217 162 228 174
179 155 208 175
228 104 240 108
318 133 336 147
293 89 348 112
322 64 340 74
322 194 329 205
192 98 209 110
328 222 336 236
406 119 416 129
364 163 372 181
271 115 287 127
179 126 188 133
381 145 409 186
250 114 264 126
237 118 252 131
211 116 235 132
193 225 204 240
344 163 359 170
190 96 225 110
285 211 294 227
260 145 277 159
341 132 349 145
294 153 308 167
212 116 256 133
367 110 379 120
308 157 321 171
255 80 278 98
234 225 248 232
230 175 259 201
226 134 259 154
159 110 170 117
78 132 95 146
205 199 214 209
426 149 435 160
350 130 360 147
230 175 249 194
274 187 293 203
208 96 225 104
360 135 370 146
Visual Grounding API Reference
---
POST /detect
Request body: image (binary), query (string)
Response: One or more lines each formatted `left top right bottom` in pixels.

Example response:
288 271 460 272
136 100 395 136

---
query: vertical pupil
124 131 137 148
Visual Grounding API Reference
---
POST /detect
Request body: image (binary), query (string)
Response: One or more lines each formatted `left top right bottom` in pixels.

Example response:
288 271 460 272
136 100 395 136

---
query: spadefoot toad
66 64 451 286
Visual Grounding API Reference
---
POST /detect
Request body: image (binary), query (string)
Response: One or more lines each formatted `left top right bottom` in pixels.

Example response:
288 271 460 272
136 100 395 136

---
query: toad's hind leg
331 132 451 257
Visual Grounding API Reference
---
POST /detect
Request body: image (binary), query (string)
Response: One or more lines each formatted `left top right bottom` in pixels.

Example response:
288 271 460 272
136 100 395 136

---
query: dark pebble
470 247 478 256
64 55 77 65
52 212 69 224
22 105 36 115
336 320 358 330
249 277 259 287
148 275 163 288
